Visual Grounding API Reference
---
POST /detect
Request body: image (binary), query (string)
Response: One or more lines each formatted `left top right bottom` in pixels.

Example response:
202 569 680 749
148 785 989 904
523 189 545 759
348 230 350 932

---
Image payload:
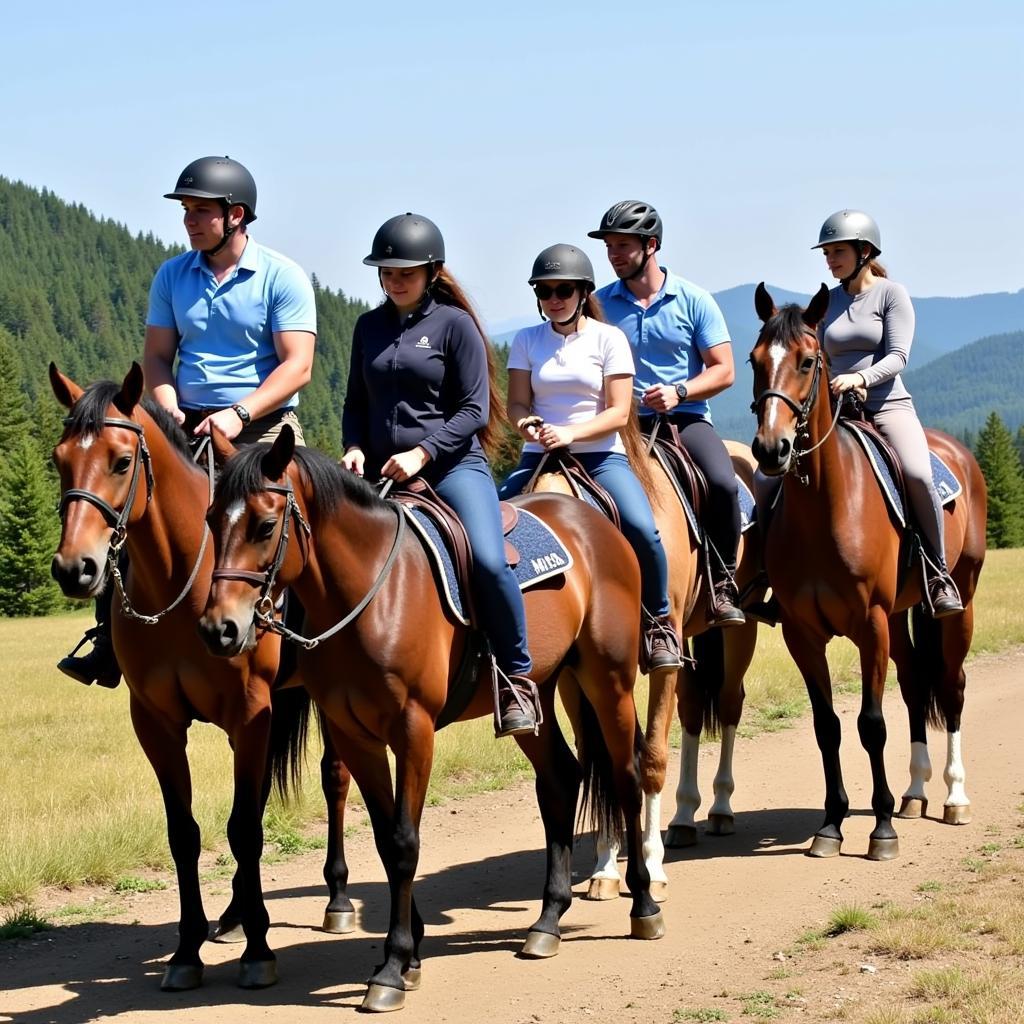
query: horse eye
256 519 277 542
800 356 815 373
113 455 133 474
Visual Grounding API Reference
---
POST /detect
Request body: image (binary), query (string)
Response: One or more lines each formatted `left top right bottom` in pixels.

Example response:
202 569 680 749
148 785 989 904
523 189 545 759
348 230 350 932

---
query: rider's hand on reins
830 372 866 397
341 446 366 477
517 415 544 442
538 423 574 450
381 446 431 483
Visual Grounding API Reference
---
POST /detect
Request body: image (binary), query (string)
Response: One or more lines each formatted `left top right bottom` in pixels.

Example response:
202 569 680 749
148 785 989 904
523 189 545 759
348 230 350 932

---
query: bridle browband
57 415 215 624
751 336 848 483
211 479 407 650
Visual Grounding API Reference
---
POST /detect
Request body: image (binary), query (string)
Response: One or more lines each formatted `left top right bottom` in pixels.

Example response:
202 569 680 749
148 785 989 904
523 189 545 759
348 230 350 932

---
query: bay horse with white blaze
49 363 354 992
749 285 986 859
198 425 664 1013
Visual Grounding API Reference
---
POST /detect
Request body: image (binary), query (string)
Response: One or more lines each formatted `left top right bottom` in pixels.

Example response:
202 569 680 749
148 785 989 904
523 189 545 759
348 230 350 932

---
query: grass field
1 549 1022 905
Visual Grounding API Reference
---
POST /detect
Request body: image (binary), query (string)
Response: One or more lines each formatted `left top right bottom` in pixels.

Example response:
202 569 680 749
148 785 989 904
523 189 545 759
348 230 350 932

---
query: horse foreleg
320 731 357 932
939 605 973 824
360 705 434 1013
129 698 208 991
782 623 849 858
666 728 701 848
517 681 580 958
855 607 898 860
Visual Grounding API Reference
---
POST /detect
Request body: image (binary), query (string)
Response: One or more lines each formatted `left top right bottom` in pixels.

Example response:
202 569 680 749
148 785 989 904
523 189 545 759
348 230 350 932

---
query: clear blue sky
5 0 1021 332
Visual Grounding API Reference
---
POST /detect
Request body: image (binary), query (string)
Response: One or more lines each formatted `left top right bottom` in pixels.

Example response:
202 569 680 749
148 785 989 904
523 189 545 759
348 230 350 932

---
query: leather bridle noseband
210 481 406 651
57 416 214 624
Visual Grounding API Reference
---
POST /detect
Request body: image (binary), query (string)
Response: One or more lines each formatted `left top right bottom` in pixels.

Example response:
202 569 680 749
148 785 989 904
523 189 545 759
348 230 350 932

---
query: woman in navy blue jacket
342 213 537 737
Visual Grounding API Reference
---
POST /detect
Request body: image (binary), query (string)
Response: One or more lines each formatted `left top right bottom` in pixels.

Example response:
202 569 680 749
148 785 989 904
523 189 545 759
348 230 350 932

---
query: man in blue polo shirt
58 156 317 687
591 200 744 626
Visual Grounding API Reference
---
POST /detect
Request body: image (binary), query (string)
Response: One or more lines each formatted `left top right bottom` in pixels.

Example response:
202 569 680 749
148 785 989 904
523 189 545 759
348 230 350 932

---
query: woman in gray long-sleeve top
812 209 962 617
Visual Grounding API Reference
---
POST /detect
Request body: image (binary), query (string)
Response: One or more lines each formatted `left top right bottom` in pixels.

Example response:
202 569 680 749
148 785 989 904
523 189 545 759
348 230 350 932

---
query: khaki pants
183 407 306 447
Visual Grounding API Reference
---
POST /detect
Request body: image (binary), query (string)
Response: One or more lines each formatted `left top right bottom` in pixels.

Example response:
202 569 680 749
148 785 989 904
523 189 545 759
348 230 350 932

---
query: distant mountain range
495 284 1024 443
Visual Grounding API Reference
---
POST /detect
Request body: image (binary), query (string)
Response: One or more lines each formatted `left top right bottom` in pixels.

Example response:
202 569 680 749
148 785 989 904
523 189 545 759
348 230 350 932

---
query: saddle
523 449 622 531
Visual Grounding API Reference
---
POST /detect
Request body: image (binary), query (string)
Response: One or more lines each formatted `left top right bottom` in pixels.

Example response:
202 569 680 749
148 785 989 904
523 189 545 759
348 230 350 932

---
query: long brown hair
430 265 507 461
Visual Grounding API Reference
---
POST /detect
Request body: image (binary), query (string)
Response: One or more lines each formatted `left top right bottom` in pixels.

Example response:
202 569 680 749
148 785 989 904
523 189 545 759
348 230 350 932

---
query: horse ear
260 425 296 482
49 363 83 408
802 283 831 328
754 282 776 323
113 362 145 416
210 425 239 467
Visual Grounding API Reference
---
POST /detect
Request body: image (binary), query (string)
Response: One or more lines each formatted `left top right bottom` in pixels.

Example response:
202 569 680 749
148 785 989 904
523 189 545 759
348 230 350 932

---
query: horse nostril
219 619 239 648
79 557 99 585
777 438 791 461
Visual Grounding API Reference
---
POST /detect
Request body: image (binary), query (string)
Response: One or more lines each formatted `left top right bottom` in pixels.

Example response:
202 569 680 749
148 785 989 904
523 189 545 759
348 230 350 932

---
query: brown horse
48 364 355 992
519 434 759 900
749 285 987 859
198 426 664 1013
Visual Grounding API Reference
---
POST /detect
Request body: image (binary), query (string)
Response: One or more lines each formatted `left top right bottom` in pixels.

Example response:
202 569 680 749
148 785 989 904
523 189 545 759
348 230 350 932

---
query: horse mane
214 443 385 521
64 380 194 462
764 304 815 346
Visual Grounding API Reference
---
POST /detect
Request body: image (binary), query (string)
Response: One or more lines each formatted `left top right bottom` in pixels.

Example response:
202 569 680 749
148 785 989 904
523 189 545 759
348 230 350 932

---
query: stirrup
492 664 541 738
641 610 682 672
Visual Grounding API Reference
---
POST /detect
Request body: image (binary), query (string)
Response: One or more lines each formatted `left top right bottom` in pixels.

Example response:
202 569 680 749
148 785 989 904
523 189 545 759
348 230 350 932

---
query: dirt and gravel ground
2 649 1021 1024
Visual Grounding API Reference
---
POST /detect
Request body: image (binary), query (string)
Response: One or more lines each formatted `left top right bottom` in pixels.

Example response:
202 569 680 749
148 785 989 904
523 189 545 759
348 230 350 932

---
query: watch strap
232 403 251 425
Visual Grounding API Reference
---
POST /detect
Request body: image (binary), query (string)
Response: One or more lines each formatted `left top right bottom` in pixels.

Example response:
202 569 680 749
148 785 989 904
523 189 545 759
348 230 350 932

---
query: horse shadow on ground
0 804 918 1022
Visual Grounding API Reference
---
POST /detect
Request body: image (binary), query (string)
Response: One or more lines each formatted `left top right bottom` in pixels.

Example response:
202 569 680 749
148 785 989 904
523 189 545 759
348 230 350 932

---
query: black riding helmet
164 156 258 224
363 213 445 267
529 244 594 329
588 200 663 249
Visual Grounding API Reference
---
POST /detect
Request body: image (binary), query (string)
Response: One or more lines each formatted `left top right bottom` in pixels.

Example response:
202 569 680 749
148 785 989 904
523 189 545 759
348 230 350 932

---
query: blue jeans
500 451 670 617
431 456 532 676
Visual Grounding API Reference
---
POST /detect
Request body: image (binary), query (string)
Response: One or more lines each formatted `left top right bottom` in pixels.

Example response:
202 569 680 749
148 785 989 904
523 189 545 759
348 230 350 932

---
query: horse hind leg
932 603 973 824
890 611 932 819
320 731 358 933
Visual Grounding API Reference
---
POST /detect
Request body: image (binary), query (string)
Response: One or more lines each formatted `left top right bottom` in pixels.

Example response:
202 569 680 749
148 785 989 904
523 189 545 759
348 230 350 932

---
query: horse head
49 362 150 598
199 425 304 656
749 283 829 476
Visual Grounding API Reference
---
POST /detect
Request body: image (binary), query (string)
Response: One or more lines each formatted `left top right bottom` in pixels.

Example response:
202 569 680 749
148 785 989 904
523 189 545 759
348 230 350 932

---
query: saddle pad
404 506 574 626
652 446 756 542
841 421 962 528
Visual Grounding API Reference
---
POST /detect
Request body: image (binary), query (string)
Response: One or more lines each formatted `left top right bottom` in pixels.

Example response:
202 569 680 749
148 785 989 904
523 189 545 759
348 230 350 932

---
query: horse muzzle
751 432 793 477
51 551 108 599
197 607 257 657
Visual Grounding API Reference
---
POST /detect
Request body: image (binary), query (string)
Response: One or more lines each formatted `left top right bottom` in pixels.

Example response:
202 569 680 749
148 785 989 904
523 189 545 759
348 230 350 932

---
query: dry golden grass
1 548 1021 903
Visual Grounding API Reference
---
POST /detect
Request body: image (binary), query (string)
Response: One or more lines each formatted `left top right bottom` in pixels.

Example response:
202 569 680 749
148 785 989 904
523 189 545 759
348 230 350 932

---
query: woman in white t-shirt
499 244 679 670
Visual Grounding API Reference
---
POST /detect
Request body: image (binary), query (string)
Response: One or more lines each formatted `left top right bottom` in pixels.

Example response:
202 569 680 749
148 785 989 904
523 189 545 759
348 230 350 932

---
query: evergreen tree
1015 425 1024 470
0 329 32 455
0 438 63 615
975 411 1024 549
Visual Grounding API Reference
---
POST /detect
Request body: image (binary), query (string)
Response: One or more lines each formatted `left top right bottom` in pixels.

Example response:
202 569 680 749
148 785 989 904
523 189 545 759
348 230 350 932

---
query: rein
57 416 215 625
212 481 407 651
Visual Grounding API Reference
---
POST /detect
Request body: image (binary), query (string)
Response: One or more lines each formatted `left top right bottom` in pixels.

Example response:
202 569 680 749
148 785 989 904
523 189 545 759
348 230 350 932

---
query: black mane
213 443 384 521
63 380 194 461
765 304 817 346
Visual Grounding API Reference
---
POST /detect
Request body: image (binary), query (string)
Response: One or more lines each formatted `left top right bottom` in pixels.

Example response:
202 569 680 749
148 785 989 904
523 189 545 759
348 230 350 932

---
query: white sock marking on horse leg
709 725 737 821
642 790 668 884
668 731 701 829
591 825 621 882
901 739 932 802
943 731 969 809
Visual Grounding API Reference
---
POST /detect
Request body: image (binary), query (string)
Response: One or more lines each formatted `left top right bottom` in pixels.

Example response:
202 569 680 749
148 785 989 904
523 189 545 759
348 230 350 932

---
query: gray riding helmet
164 156 258 223
587 200 663 249
528 244 595 286
363 213 445 267
812 209 882 256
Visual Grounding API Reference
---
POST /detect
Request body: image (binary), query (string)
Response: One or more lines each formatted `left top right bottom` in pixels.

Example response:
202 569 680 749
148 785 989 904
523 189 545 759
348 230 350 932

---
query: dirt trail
2 649 1022 1024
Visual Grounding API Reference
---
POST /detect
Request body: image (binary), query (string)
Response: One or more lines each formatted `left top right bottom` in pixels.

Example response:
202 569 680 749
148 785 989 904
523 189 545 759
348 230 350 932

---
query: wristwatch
231 403 252 425
673 382 688 403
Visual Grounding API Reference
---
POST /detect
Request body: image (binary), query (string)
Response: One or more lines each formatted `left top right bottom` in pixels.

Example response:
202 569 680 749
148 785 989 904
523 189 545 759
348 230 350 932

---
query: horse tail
621 404 660 504
577 688 647 840
268 685 314 801
691 629 725 737
910 604 945 730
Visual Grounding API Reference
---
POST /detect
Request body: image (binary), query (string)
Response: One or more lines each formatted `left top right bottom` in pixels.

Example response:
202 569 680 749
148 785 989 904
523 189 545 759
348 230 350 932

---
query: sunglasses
533 282 578 301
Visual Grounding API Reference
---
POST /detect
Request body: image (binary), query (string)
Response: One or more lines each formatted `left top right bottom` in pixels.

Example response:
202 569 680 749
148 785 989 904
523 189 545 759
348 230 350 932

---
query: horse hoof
402 966 422 991
630 911 665 940
238 959 278 989
867 837 900 862
210 922 246 944
585 877 620 901
943 805 971 826
650 880 669 904
807 835 842 858
520 930 560 959
161 963 203 991
361 983 405 1013
707 813 735 836
323 909 357 934
664 825 697 848
897 797 927 819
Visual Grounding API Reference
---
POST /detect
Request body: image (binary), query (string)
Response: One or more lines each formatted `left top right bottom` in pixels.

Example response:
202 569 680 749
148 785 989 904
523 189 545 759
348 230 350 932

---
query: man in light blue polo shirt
58 156 317 688
591 200 744 626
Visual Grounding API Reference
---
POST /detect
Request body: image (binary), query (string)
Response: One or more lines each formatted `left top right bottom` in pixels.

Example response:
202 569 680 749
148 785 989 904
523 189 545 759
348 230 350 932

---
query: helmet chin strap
841 242 873 291
537 287 587 331
202 201 239 258
626 237 656 281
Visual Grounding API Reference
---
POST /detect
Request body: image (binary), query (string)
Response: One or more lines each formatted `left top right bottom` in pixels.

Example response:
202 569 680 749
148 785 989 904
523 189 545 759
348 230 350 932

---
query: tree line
0 177 1020 616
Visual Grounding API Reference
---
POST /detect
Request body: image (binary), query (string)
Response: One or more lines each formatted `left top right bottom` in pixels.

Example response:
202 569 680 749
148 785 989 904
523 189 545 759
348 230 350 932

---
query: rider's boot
494 673 539 738
926 564 963 618
57 585 122 688
709 566 746 628
643 611 682 672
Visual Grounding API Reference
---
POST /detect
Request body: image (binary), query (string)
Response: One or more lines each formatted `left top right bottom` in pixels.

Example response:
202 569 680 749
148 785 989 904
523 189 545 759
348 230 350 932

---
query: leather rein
57 417 215 625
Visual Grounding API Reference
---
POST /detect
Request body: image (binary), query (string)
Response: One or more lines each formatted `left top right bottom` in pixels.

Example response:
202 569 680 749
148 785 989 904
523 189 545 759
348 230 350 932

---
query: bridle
210 480 406 651
750 337 847 483
57 416 214 624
